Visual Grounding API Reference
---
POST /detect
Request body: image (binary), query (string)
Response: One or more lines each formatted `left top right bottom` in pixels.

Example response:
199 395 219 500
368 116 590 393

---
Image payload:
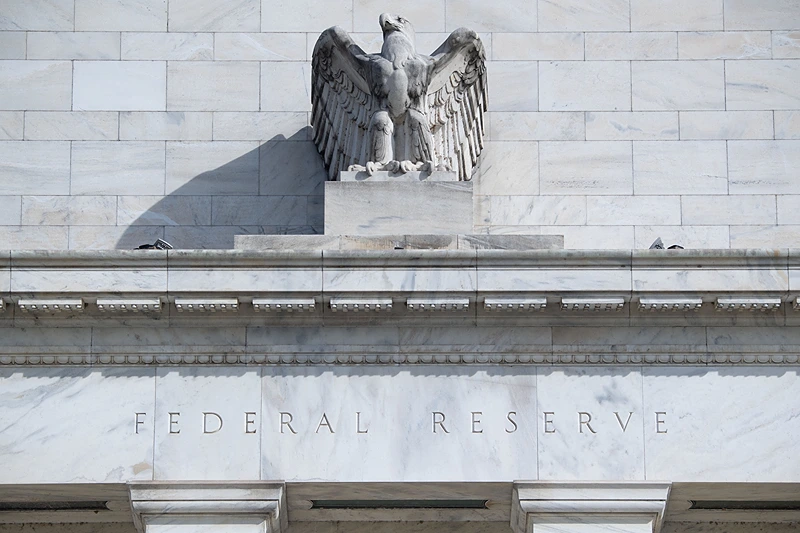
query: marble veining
643 367 800 481
0 368 155 483
260 366 538 482
537 368 645 481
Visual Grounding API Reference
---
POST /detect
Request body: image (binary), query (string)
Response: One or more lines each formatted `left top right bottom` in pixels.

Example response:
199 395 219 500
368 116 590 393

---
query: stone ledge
0 249 798 331
234 234 564 251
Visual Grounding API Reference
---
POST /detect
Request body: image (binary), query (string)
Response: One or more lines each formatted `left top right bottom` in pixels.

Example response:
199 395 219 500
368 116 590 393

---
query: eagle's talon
366 162 379 175
399 160 418 173
385 160 401 173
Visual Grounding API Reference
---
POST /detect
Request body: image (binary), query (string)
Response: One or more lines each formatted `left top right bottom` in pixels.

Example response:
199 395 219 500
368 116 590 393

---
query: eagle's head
379 13 415 42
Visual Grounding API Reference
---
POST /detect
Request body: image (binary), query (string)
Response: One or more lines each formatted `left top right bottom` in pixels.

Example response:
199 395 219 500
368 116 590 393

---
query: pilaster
511 482 671 533
129 483 286 533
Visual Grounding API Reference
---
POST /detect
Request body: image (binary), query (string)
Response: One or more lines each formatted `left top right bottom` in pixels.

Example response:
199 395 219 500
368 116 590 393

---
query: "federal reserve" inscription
135 410 668 435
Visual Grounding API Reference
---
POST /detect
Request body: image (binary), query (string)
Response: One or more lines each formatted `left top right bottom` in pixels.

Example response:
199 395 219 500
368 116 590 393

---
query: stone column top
129 482 286 533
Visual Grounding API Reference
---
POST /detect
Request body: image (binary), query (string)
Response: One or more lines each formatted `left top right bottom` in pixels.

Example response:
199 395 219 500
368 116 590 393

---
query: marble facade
1 1 800 248
2 1 800 533
0 248 799 532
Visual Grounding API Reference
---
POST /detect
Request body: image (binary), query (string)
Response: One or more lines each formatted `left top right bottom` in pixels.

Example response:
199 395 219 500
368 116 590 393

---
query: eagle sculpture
311 13 488 181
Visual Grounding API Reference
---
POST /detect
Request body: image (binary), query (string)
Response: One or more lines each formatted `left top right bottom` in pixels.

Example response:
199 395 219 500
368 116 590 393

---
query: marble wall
1 1 800 249
1 365 798 484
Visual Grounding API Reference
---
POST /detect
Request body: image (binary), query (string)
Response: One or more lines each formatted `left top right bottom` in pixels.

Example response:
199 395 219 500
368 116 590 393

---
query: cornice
631 248 790 269
323 249 478 268
9 250 168 269
0 249 799 367
0 247 794 268
167 249 323 268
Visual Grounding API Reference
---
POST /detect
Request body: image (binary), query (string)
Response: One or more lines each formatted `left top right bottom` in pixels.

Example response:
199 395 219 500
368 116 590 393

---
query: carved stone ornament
312 13 488 181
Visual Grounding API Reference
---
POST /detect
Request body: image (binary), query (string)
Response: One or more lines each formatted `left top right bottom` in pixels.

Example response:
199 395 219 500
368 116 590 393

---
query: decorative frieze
484 298 547 311
17 298 84 313
95 298 162 313
561 297 625 311
406 298 470 311
638 297 703 311
715 298 782 312
174 298 240 312
329 298 393 312
253 298 316 312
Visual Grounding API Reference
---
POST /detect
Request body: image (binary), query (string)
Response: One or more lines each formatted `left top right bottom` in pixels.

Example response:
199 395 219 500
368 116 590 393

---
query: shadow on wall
116 127 326 250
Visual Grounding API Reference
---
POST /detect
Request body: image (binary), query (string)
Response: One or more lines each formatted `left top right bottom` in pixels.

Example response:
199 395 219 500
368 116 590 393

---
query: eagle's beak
379 13 401 32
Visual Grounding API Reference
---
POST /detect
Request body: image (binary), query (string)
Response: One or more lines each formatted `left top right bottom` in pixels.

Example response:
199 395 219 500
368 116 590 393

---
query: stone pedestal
512 483 670 533
234 234 564 250
129 483 286 533
339 170 459 182
325 173 473 235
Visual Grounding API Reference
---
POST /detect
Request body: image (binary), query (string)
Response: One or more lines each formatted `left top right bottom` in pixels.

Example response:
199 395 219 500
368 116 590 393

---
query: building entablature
0 248 797 314
1 249 800 366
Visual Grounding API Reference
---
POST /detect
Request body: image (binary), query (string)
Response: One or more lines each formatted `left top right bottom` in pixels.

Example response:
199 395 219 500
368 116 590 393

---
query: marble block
153 367 262 480
0 111 24 139
0 141 71 194
75 0 167 31
0 61 72 111
339 171 459 182
726 60 800 110
458 235 563 250
121 32 214 61
234 234 564 251
643 367 800 481
73 61 166 112
0 368 156 483
235 235 342 251
325 181 473 236
0 0 75 31
632 61 725 111
260 366 538 482
536 368 645 480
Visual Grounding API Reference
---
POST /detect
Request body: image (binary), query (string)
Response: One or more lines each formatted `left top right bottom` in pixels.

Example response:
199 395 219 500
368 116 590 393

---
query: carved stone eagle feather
311 13 488 181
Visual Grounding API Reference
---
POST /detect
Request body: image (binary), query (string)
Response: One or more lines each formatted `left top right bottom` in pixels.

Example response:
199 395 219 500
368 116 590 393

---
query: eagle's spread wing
426 28 488 181
312 27 377 180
